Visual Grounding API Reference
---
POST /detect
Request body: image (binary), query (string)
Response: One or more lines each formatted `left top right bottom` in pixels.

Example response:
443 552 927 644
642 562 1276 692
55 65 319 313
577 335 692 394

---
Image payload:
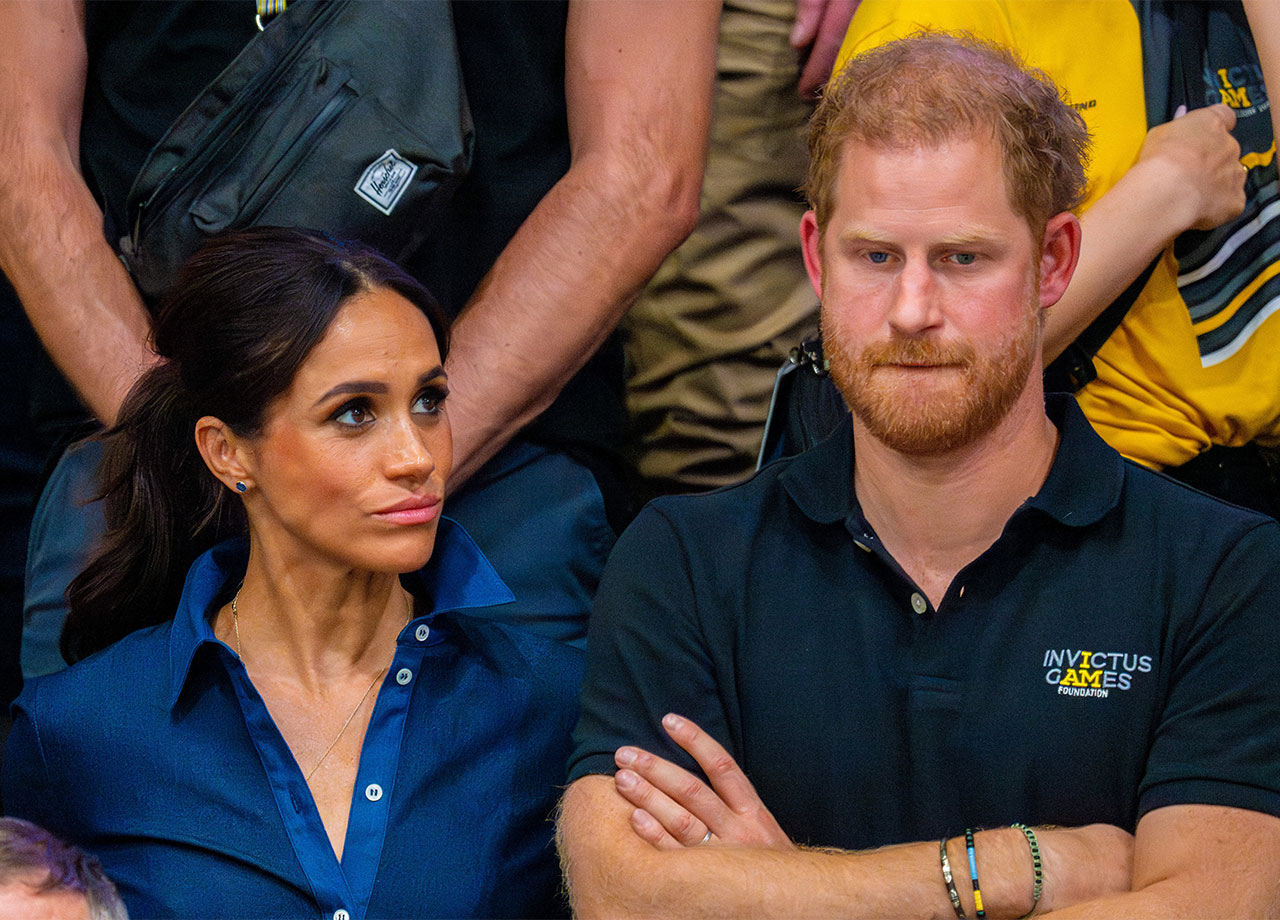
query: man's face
801 132 1047 455
0 878 90 920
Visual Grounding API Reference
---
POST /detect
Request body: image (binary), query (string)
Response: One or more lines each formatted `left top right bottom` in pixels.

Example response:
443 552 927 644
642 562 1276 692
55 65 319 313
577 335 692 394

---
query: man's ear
800 210 825 301
195 416 254 495
1039 211 1082 309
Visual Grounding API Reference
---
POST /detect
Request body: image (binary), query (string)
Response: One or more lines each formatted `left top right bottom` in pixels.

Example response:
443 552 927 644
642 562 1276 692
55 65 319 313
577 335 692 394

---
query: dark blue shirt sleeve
567 504 734 784
3 685 64 834
1139 519 1280 820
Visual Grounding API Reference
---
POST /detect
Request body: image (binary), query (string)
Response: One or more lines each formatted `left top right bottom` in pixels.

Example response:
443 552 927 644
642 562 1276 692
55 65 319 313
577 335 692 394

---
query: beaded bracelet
965 828 987 919
939 837 967 919
1012 823 1044 918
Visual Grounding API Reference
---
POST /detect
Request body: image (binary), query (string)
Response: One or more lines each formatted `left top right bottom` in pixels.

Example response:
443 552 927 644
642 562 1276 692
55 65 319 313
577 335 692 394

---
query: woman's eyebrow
313 367 446 408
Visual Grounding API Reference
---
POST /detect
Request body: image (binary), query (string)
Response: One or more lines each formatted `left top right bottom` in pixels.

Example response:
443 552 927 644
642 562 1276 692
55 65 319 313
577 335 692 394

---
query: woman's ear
195 416 254 495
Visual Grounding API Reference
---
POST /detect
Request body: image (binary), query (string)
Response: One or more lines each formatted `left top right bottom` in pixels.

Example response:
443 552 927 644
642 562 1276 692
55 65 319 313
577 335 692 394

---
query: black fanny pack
119 0 473 306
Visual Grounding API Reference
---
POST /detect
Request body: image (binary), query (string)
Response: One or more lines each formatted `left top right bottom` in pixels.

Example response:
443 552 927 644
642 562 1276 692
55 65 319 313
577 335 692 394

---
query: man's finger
628 806 685 851
661 713 765 814
614 760 722 846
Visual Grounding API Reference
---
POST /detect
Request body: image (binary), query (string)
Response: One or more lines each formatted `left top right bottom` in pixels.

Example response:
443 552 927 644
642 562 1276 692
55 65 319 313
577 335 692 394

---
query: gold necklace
230 588 412 782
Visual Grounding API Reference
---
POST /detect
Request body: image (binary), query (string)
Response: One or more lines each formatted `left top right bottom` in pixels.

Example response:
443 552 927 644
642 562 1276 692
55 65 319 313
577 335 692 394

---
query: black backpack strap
1044 254 1160 393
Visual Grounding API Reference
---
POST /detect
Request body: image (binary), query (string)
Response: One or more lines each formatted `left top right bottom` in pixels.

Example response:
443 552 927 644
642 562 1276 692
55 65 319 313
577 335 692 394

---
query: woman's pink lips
373 495 442 525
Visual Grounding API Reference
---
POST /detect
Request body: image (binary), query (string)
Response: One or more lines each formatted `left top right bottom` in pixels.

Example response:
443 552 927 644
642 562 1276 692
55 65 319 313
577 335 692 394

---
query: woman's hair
62 227 449 664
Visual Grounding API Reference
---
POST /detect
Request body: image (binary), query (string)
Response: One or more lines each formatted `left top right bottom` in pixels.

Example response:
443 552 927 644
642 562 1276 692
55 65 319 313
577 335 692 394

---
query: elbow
646 154 703 250
576 141 705 261
556 777 669 920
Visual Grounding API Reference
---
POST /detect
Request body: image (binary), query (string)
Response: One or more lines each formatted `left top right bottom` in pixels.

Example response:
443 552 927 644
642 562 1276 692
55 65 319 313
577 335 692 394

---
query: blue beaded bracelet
965 828 986 919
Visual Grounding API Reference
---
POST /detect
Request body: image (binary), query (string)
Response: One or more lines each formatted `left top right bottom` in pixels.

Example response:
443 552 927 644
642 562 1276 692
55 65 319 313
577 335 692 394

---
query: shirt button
910 592 927 615
414 624 430 642
396 668 413 685
334 910 350 920
365 783 383 802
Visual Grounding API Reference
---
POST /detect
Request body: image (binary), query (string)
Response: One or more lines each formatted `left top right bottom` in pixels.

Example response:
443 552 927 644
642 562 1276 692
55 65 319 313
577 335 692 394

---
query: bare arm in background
1042 103 1245 361
442 0 719 488
0 0 159 425
1241 0 1280 155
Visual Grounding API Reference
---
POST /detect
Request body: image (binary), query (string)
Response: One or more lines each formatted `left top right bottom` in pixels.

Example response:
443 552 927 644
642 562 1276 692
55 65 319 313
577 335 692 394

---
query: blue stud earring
235 481 247 493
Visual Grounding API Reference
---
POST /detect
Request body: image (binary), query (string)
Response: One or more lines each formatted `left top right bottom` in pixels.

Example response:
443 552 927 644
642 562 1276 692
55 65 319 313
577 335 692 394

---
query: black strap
1044 254 1160 393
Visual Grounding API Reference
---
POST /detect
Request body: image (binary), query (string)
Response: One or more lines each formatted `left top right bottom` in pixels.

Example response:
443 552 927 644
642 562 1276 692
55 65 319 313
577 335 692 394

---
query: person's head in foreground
801 29 1089 456
0 818 127 920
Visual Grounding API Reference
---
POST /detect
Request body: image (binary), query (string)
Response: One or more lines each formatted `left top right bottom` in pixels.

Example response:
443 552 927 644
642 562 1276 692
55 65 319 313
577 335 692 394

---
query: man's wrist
944 828 1037 920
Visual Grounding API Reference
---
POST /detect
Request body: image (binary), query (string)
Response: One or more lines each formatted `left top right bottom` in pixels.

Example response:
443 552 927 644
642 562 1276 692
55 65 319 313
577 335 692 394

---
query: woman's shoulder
14 620 176 725
444 613 585 697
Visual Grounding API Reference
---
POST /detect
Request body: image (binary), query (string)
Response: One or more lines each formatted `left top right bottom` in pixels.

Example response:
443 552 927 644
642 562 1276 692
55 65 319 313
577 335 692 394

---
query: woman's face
237 286 451 575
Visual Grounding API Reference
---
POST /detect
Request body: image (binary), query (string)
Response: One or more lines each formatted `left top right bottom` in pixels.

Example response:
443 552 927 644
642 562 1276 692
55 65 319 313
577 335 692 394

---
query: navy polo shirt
6 519 583 919
568 397 1280 849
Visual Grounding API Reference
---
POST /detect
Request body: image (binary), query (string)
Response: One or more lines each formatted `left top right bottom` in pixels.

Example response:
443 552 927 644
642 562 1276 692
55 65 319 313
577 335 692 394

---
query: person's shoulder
1120 457 1280 546
15 621 175 725
445 613 585 698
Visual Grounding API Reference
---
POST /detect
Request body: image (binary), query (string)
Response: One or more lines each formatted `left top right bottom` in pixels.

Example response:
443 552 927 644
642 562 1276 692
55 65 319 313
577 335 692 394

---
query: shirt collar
166 516 514 708
781 394 1124 530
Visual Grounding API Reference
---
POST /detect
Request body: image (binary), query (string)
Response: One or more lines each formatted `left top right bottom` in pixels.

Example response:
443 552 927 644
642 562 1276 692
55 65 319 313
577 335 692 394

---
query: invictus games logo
1042 649 1152 699
355 149 418 216
1203 61 1270 120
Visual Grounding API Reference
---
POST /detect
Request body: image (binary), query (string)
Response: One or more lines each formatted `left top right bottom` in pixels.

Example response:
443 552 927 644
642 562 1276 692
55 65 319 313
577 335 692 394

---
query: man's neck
852 388 1060 608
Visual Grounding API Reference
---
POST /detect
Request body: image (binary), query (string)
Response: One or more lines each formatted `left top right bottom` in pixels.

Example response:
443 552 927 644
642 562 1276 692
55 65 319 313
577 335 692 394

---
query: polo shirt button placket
365 783 383 802
396 668 413 685
333 910 350 920
414 624 430 642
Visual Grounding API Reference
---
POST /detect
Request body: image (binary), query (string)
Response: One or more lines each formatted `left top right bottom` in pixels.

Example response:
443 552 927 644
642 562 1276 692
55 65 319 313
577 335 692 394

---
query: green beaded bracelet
1012 823 1044 917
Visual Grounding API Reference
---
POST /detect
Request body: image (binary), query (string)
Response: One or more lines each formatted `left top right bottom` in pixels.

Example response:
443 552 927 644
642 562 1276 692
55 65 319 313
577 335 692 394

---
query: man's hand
1136 103 1244 232
790 0 861 99
613 713 794 850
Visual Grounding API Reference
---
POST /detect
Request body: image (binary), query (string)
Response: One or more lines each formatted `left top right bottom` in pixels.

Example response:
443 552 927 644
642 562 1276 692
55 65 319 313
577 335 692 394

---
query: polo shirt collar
779 413 856 525
780 394 1124 530
1024 394 1125 527
165 516 514 708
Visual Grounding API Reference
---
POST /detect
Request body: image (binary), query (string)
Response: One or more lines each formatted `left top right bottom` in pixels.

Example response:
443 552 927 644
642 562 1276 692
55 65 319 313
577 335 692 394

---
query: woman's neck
219 537 412 689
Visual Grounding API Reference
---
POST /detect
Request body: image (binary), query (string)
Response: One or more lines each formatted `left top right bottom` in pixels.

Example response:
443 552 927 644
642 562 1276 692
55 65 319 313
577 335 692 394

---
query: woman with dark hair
3 227 583 919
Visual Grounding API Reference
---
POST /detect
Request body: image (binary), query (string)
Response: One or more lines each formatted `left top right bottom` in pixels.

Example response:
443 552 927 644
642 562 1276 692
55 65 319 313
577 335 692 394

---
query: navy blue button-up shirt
6 519 583 919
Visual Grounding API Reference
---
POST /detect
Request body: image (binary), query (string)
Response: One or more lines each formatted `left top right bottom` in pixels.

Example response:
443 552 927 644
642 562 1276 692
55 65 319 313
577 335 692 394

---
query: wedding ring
697 829 712 846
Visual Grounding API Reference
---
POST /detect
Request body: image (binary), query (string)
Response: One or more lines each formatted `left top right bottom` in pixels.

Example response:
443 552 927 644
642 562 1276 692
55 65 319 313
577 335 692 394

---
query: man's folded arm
557 774 1133 920
1043 804 1280 918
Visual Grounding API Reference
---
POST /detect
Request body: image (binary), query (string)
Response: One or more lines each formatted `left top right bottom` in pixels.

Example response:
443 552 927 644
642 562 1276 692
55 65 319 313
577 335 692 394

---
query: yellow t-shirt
838 1 1279 469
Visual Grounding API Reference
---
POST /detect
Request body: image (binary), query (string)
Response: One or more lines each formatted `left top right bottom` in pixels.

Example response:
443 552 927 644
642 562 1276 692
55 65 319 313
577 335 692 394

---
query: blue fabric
22 437 610 674
570 396 1280 848
21 439 106 678
6 519 583 919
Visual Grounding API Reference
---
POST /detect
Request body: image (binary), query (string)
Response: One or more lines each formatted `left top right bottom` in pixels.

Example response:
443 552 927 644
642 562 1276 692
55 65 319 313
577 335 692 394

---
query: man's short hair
0 818 127 919
806 30 1090 234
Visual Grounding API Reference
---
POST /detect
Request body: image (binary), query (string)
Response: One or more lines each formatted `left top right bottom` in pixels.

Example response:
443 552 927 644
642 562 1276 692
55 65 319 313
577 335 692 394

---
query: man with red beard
558 31 1280 919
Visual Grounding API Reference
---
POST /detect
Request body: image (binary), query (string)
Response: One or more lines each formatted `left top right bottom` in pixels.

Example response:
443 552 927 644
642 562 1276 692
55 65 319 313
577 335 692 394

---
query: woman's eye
867 251 891 264
333 403 374 427
414 390 448 415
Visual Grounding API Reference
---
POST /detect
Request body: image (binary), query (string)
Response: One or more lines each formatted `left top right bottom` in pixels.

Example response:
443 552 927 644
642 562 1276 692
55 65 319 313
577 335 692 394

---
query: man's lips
373 494 443 525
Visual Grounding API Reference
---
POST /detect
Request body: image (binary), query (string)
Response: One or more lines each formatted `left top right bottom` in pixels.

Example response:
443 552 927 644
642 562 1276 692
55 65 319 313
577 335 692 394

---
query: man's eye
867 252 891 264
333 403 373 426
949 252 978 265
